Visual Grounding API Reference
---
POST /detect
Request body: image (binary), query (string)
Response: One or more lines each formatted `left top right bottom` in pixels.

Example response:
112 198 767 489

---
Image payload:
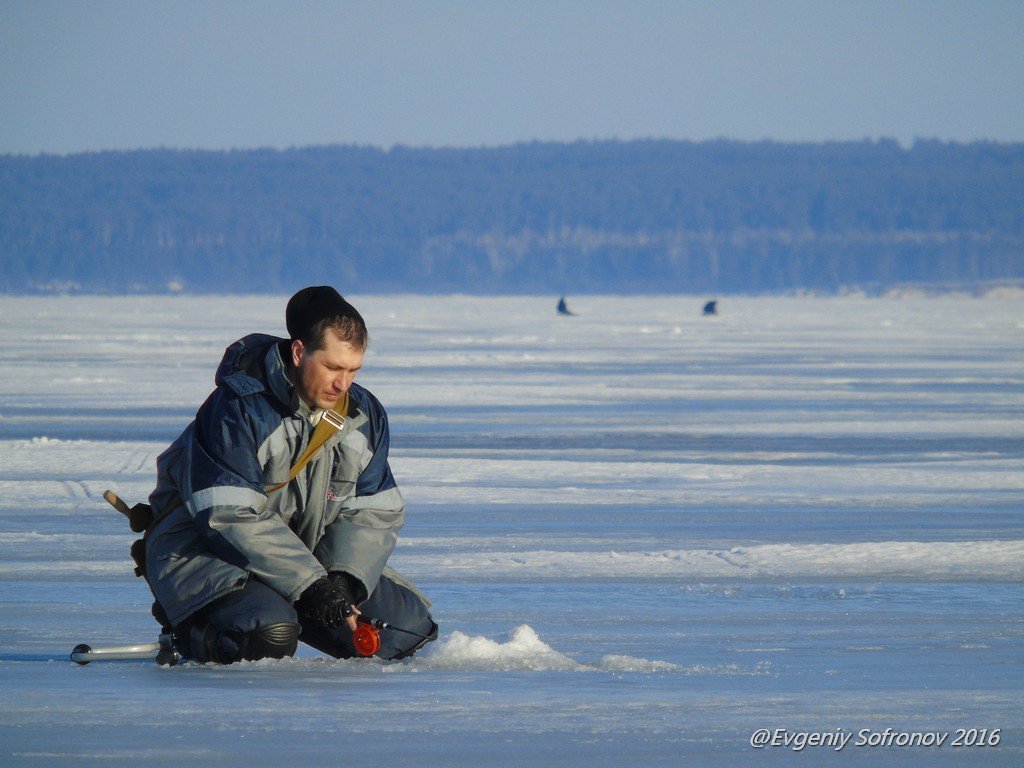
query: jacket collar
265 341 296 410
217 334 365 425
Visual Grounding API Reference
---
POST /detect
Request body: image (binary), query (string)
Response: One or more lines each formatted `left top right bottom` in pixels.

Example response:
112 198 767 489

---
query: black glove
329 571 367 605
296 576 355 628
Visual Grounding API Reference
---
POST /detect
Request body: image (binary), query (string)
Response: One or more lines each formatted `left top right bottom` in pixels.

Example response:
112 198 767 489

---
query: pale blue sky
1 0 1022 155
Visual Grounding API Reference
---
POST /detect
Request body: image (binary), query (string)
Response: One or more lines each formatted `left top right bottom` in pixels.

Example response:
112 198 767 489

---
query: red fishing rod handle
352 623 381 656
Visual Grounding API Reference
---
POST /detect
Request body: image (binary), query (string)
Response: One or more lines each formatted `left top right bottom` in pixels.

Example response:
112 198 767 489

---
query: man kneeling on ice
142 286 437 663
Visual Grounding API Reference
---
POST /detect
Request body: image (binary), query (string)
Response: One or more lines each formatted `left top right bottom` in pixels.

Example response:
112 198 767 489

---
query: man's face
291 330 364 410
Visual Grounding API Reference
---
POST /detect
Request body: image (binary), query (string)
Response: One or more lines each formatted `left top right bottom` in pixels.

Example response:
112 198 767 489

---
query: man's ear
291 339 305 367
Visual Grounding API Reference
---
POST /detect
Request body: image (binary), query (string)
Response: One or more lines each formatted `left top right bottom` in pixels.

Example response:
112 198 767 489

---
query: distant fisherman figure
142 286 437 663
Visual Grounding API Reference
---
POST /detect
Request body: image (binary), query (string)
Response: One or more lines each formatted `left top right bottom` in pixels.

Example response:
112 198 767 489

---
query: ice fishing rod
351 616 433 657
358 616 433 639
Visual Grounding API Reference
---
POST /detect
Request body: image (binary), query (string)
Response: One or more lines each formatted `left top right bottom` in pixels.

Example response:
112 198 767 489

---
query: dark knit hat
285 286 365 342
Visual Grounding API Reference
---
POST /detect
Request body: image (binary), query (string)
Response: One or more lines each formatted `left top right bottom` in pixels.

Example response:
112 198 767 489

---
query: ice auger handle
103 489 153 533
103 490 131 516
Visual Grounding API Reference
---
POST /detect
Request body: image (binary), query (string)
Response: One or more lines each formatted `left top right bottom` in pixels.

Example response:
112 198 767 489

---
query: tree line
1 138 1021 294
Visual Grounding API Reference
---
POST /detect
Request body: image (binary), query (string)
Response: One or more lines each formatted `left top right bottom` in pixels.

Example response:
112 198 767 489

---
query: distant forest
1 139 1022 294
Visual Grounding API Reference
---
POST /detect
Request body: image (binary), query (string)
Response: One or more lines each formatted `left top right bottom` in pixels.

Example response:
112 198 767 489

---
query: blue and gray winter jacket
146 333 404 626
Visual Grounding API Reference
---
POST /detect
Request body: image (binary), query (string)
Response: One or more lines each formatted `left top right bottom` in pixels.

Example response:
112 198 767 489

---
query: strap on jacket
265 390 350 493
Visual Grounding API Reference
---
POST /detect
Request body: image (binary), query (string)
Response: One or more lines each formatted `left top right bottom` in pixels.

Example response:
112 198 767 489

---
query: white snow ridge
407 624 680 672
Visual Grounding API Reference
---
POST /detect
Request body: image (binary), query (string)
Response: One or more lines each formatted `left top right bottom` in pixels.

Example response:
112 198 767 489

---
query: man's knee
244 621 301 660
359 575 438 660
175 581 301 663
179 619 300 663
388 619 439 661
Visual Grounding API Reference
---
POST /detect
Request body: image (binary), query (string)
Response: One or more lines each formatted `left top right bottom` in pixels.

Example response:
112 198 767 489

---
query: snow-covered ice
0 294 1021 767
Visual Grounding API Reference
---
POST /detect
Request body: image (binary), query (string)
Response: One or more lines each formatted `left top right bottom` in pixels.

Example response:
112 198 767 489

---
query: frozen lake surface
0 293 1021 767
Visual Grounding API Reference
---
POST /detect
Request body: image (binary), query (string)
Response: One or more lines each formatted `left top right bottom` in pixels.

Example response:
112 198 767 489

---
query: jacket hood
214 333 292 405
